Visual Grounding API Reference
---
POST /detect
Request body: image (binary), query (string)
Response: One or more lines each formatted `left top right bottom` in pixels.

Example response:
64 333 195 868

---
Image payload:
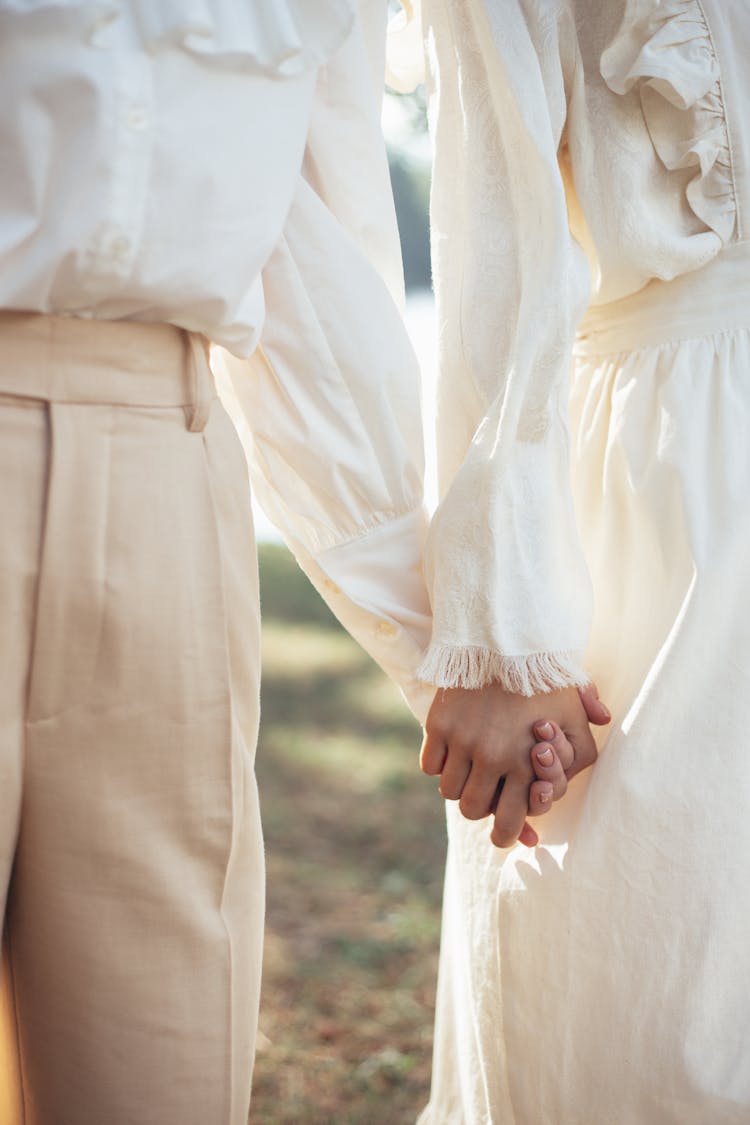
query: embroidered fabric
601 0 736 243
414 0 593 697
0 0 356 76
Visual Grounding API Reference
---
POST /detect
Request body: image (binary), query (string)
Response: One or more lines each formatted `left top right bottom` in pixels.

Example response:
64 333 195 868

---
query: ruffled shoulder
0 0 356 78
600 0 736 242
130 0 356 77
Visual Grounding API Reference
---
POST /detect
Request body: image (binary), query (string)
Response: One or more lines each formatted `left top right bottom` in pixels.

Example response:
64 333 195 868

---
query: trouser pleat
0 318 263 1124
26 403 112 724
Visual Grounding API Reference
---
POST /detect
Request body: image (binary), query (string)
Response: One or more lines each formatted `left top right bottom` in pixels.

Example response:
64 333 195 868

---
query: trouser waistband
0 312 216 432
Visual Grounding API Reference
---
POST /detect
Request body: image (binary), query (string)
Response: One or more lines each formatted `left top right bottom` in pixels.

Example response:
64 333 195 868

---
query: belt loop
185 333 212 433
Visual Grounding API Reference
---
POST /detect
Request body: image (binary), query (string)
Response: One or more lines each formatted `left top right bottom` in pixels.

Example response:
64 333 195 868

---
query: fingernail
536 746 554 766
601 703 611 720
539 789 552 804
536 721 554 740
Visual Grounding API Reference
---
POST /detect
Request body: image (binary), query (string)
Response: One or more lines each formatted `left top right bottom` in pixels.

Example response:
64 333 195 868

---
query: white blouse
0 0 436 719
0 0 360 358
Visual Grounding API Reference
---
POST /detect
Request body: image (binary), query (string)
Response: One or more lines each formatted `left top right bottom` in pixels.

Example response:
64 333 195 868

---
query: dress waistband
574 239 750 357
0 312 216 431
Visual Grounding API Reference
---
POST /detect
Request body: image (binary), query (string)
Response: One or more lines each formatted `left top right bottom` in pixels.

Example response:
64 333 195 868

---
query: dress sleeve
213 0 434 721
416 0 594 696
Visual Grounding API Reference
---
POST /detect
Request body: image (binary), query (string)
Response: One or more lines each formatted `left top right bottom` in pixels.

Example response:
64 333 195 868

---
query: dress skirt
419 241 750 1124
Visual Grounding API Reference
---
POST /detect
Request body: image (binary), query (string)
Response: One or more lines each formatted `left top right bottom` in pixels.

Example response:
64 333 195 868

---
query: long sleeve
417 0 594 696
213 0 434 722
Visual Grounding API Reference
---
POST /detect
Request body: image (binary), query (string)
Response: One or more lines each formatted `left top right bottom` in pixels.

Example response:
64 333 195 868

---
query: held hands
421 682 610 848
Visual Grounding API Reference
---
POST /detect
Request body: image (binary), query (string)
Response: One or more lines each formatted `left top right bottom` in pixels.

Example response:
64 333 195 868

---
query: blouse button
126 107 149 131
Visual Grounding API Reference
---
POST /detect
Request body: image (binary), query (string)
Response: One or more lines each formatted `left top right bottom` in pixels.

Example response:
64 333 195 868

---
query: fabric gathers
601 0 736 244
0 0 356 76
129 0 356 77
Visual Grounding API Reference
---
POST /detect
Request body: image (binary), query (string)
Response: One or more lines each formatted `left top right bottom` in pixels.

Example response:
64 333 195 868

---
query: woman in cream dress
405 0 750 1121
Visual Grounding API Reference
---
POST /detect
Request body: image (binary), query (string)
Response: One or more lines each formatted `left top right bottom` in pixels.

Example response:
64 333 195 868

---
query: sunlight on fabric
251 290 437 542
506 842 570 891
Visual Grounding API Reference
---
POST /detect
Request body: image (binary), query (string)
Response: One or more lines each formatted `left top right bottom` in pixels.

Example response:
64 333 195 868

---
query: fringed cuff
417 644 589 697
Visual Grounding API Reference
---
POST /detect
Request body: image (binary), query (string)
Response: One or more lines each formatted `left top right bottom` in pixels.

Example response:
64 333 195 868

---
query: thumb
578 681 611 726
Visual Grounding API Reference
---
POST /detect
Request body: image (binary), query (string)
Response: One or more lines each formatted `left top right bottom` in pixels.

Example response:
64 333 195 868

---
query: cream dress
412 0 750 1121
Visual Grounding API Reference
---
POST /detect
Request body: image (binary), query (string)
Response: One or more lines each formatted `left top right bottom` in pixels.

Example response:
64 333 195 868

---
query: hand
527 682 610 816
421 682 600 848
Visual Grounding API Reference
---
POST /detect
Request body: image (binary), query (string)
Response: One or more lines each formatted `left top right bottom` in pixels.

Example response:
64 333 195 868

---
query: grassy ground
250 545 446 1125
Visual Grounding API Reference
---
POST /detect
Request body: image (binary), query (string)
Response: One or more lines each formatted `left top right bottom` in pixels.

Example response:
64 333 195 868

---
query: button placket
86 52 155 281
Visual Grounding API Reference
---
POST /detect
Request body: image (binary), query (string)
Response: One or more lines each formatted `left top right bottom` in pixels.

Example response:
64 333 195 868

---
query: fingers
491 774 531 849
419 730 447 776
530 716 598 786
527 736 568 815
578 681 611 726
425 744 512 821
438 754 471 801
528 779 554 817
532 741 568 795
532 719 574 773
425 742 538 849
459 764 504 821
518 820 539 848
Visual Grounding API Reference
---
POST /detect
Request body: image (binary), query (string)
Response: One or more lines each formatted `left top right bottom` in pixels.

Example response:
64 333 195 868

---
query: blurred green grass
251 544 445 1125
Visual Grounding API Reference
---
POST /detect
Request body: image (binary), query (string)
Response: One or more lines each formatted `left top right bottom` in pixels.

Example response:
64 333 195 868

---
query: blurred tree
388 150 431 291
384 88 432 291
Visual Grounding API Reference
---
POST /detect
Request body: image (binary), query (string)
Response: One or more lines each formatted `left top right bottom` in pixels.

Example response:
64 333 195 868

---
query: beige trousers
0 313 264 1124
